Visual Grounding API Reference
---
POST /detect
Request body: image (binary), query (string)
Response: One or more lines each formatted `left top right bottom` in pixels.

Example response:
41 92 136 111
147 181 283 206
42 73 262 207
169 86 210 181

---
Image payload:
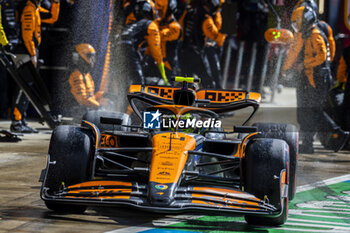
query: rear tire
83 110 131 132
44 125 92 213
253 122 298 200
244 138 289 226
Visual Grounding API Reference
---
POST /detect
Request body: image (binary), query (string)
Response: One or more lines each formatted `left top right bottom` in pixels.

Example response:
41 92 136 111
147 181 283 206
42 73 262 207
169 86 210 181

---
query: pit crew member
69 44 106 110
283 6 330 153
10 0 60 133
118 0 168 85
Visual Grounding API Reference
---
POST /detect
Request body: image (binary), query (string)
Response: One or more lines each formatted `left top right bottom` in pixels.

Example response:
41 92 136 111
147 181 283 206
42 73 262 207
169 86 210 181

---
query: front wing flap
41 181 279 215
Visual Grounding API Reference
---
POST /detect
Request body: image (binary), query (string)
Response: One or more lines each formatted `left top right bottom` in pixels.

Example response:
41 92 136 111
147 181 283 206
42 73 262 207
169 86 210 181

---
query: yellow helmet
75 43 96 65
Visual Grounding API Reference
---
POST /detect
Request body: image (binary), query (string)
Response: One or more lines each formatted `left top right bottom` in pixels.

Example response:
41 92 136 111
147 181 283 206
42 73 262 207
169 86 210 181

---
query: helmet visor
86 52 96 66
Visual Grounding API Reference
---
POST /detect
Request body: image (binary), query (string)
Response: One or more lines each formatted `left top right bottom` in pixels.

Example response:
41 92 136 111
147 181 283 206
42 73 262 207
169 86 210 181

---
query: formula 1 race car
40 77 298 226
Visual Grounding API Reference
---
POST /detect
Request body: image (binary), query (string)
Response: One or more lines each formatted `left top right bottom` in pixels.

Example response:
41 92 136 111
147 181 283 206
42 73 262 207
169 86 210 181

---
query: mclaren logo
158 171 170 176
161 161 173 166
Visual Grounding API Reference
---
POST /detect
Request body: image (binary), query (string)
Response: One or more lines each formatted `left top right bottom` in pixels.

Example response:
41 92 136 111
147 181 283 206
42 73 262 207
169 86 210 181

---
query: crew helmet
155 0 177 19
297 0 318 13
74 43 96 66
201 0 221 13
134 0 155 20
291 6 317 33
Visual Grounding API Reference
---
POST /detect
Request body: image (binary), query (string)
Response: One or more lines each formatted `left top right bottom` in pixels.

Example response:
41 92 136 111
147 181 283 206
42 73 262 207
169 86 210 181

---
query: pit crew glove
158 63 169 86
332 81 345 91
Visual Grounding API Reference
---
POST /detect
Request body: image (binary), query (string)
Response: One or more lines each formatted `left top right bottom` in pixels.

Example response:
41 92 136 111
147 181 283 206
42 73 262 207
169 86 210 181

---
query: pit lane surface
0 88 349 232
113 175 350 233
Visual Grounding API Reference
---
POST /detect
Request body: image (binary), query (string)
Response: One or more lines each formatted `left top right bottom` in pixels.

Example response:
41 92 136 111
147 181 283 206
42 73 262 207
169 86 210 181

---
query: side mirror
264 28 294 44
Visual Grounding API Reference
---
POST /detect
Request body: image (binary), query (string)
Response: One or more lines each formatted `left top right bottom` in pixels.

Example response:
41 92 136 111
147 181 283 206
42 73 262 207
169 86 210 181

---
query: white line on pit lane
105 226 154 233
284 221 350 230
292 209 350 214
296 174 350 192
276 227 350 233
289 209 350 220
105 174 350 233
287 218 350 227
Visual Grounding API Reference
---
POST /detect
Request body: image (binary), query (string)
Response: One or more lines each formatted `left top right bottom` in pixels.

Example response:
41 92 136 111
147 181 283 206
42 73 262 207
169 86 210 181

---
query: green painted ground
145 180 350 233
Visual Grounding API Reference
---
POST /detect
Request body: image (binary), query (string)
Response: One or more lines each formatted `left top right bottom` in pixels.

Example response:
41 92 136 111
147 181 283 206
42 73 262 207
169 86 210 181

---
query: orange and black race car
40 77 298 226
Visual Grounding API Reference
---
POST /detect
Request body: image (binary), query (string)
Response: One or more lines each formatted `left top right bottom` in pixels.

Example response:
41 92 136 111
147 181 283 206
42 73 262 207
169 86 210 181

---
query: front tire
44 125 93 213
244 138 289 226
253 122 298 200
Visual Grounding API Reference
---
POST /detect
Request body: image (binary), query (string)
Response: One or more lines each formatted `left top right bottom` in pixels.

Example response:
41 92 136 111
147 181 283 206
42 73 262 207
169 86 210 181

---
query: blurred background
0 0 349 119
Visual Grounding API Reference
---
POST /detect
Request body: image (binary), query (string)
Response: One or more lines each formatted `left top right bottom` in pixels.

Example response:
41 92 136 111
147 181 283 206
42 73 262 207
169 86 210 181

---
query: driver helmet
178 113 196 133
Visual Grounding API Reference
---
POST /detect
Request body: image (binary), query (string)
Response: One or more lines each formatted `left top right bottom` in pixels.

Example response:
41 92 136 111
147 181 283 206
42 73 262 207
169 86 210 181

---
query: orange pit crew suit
69 71 103 109
283 6 331 152
202 10 226 48
202 7 225 88
117 0 168 85
151 0 181 76
296 0 335 62
179 0 226 88
122 0 157 25
336 46 350 131
21 0 60 66
69 44 105 109
10 0 60 133
317 20 335 62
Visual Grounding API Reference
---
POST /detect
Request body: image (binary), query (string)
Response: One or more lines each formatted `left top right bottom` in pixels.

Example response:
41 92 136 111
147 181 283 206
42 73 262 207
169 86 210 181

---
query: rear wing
129 85 178 101
128 85 261 105
196 89 261 104
128 85 261 125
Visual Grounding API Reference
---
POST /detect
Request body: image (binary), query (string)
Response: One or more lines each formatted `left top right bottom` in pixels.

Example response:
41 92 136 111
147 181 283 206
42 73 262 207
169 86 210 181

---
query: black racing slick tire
83 110 131 132
253 122 298 200
44 125 93 213
244 138 289 226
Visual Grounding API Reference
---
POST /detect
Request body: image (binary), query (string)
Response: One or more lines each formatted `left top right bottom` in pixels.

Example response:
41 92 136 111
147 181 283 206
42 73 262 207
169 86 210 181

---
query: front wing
41 180 281 216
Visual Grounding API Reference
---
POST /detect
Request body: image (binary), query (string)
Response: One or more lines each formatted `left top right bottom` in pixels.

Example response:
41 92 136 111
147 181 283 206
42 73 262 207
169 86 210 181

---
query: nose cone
148 182 175 207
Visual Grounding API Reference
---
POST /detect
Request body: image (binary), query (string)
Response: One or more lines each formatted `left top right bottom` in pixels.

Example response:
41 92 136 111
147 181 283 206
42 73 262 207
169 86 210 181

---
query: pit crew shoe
22 124 39 134
10 121 38 134
10 121 33 133
22 120 39 134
